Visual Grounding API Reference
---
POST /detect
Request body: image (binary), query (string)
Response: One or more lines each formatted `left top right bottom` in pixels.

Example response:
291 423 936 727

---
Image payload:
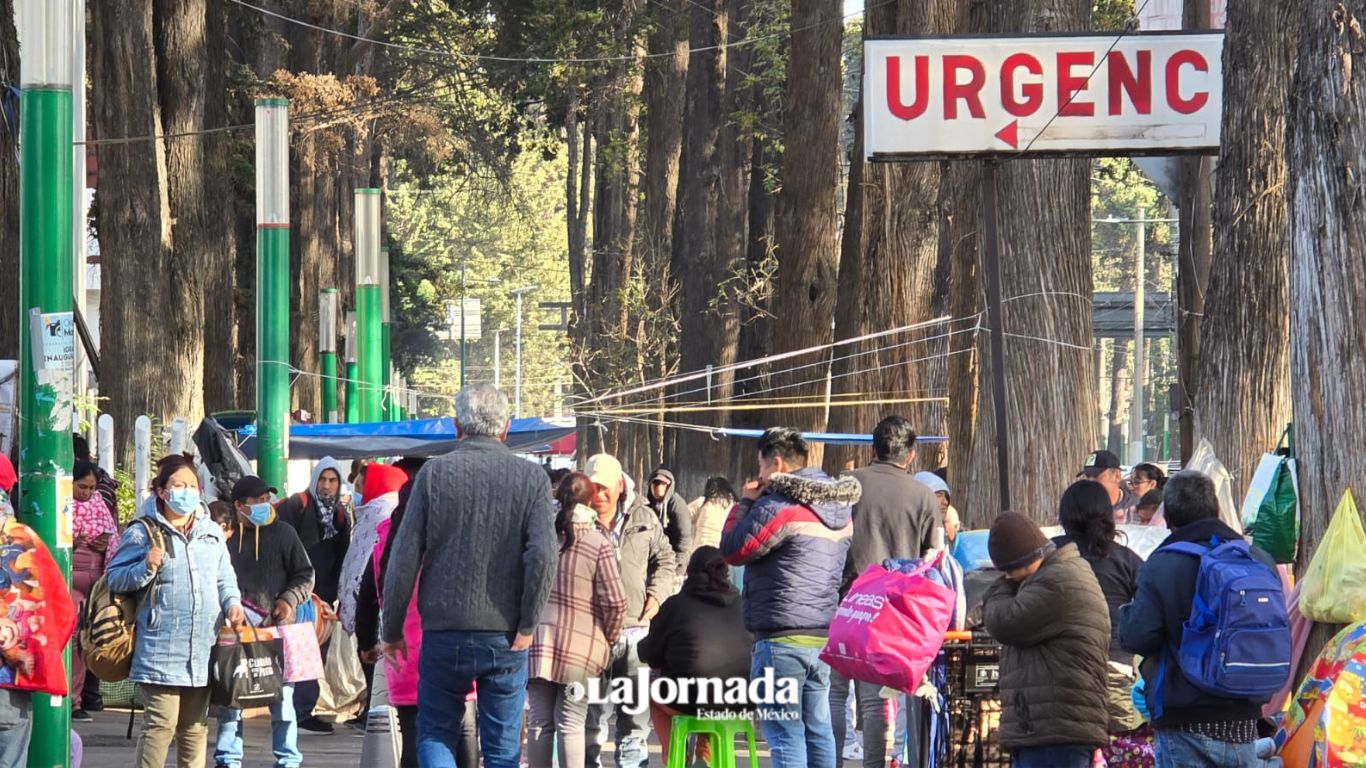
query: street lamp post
510 285 539 418
380 246 393 421
355 189 383 422
17 2 76 762
319 289 339 423
344 311 359 423
255 98 290 491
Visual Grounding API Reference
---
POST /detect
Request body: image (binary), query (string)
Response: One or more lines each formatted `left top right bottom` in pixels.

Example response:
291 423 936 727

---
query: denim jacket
106 497 241 687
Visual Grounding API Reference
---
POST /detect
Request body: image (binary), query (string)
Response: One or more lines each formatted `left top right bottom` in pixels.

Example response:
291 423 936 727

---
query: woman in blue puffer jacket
107 453 244 768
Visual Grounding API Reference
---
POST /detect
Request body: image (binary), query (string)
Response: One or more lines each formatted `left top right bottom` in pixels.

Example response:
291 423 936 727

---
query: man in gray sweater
382 385 558 768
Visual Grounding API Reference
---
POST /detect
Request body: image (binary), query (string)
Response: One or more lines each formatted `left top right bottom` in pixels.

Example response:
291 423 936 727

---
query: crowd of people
0 385 1297 768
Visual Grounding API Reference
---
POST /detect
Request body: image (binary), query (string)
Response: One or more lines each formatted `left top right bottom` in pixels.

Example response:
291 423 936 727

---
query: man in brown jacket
982 511 1110 768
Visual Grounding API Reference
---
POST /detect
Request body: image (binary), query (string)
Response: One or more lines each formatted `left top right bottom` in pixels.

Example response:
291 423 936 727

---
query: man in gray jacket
583 453 676 768
835 415 944 768
382 385 558 768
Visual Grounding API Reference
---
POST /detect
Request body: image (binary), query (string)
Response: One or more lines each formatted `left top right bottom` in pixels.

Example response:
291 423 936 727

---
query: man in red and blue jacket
720 427 860 768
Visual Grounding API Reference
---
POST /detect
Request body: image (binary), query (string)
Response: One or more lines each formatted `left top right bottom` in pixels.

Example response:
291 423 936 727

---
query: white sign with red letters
864 33 1224 158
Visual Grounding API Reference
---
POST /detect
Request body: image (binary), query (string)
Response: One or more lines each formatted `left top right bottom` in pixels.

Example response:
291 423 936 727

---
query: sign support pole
18 3 75 763
1129 209 1147 464
981 159 1012 512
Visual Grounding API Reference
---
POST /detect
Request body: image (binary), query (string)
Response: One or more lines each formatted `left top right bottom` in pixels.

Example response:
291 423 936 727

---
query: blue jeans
752 639 836 768
214 683 300 768
418 630 527 768
586 632 652 768
1012 743 1092 768
1155 729 1261 768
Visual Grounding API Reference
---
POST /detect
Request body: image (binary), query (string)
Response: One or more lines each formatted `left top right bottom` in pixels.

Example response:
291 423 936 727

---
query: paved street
77 708 775 767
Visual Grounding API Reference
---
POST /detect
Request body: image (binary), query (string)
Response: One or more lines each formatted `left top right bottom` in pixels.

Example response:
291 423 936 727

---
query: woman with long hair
526 472 627 768
689 477 737 551
640 546 754 766
106 454 244 768
1053 480 1147 743
69 459 121 721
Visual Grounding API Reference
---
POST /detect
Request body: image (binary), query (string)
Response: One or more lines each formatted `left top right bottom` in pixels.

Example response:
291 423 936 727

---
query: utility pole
344 311 359 423
493 329 502 389
1129 209 1147 465
255 98 290 492
319 289 339 423
510 285 539 418
17 2 76 762
355 189 383 422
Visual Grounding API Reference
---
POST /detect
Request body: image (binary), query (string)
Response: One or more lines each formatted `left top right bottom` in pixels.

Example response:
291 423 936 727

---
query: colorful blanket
1277 622 1366 767
0 517 76 695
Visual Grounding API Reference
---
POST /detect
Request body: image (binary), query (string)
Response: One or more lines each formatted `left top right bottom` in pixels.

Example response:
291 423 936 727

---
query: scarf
315 494 339 540
73 493 121 563
572 504 596 524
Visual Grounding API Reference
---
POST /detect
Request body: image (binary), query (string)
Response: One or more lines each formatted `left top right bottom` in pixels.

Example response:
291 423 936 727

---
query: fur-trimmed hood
766 467 860 529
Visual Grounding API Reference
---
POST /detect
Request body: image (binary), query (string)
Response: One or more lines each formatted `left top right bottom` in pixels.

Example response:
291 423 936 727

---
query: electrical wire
228 0 889 65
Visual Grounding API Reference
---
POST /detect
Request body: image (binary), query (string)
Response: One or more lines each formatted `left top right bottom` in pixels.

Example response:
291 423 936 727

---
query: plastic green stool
667 714 759 768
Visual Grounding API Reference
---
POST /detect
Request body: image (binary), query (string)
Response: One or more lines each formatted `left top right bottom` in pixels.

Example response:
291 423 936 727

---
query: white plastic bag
315 630 367 722
1185 439 1243 533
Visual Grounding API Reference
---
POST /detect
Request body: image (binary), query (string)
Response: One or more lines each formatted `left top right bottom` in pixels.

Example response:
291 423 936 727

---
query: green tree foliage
386 150 572 418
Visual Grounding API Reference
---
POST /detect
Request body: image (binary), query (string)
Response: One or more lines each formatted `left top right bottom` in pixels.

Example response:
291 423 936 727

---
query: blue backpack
1159 538 1292 703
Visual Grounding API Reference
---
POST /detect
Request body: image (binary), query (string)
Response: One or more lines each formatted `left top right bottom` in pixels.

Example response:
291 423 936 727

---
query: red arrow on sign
995 120 1019 149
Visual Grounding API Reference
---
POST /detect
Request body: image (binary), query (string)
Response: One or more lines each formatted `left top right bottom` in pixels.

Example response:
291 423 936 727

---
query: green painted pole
319 289 339 423
344 311 358 423
355 189 383 422
255 98 290 491
18 3 75 763
381 324 393 421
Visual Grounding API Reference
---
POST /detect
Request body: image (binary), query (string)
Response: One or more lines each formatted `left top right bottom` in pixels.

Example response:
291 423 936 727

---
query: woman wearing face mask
107 453 245 768
69 460 122 721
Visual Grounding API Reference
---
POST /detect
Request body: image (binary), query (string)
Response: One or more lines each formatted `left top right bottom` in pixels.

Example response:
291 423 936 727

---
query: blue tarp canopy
236 417 576 460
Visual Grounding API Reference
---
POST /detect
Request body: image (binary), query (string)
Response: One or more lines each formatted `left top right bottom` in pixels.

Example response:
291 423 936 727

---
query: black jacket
1117 518 1276 728
1051 534 1143 662
227 515 315 619
276 490 350 602
648 469 693 575
842 461 941 594
639 583 753 714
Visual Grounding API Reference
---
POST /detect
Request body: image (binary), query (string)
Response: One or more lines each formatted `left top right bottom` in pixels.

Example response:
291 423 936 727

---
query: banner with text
864 33 1224 158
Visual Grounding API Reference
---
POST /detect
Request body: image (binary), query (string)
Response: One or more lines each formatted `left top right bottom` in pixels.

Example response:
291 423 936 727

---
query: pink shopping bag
275 622 325 683
820 554 955 693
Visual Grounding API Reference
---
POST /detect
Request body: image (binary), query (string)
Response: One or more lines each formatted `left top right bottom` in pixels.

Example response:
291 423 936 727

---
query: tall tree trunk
1176 0 1214 462
94 0 181 464
731 128 779 482
1194 0 1295 496
671 0 736 490
1286 0 1364 669
201 0 238 412
1107 339 1131 455
944 161 981 488
155 0 210 428
962 0 1095 527
769 0 842 456
0 1 18 363
826 0 959 472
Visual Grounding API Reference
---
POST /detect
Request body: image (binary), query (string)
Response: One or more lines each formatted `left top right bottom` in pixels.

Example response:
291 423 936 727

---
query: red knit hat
988 510 1052 571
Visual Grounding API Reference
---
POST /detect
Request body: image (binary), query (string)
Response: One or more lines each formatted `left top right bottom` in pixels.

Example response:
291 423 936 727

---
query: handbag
1241 426 1300 563
210 626 284 709
276 622 325 683
820 552 955 693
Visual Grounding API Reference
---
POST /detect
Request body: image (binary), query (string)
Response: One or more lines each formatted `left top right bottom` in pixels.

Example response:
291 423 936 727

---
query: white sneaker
843 741 864 761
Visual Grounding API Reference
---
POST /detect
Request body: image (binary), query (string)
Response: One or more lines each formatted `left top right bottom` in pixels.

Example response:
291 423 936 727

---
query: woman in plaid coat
528 472 628 768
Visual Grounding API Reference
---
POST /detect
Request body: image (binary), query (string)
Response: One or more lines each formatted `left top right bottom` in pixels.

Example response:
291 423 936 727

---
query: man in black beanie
982 511 1111 768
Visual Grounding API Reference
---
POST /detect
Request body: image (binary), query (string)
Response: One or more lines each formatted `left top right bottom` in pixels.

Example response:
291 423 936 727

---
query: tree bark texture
769 0 842 450
944 161 981 489
826 0 961 472
671 0 739 491
1106 338 1132 455
1286 0 1366 665
1194 0 1295 497
94 0 182 465
201 0 238 413
154 0 211 427
962 0 1096 527
0 1 18 363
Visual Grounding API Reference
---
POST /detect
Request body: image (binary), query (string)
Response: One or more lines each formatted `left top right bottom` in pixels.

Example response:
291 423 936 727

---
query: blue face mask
167 488 201 515
247 502 272 526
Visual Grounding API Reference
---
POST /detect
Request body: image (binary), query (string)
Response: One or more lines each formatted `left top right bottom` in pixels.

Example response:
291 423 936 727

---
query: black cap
1078 450 1122 477
230 475 277 502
